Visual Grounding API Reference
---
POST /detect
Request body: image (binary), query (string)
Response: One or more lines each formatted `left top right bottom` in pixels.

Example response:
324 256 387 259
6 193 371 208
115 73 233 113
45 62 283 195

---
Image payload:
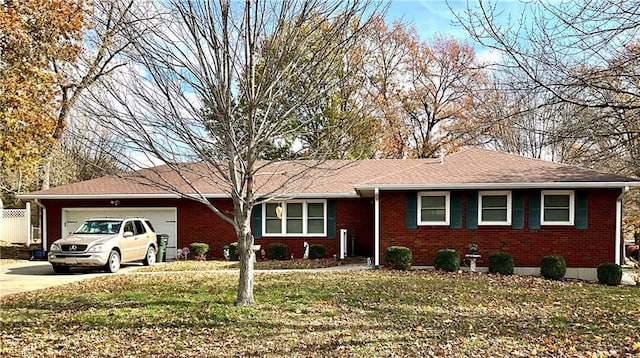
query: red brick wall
379 189 621 268
40 197 374 260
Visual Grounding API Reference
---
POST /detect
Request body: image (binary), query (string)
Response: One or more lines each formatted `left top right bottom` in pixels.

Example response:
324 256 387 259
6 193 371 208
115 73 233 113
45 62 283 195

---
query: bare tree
87 0 380 306
454 0 640 241
453 0 640 174
40 0 143 189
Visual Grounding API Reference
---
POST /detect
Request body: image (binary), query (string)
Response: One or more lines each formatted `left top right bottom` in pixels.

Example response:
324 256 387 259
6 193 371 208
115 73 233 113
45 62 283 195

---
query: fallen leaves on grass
137 257 364 272
1 270 639 357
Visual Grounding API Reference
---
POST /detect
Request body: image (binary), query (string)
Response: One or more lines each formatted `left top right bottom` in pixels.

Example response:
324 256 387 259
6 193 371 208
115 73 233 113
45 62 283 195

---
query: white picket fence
0 202 33 246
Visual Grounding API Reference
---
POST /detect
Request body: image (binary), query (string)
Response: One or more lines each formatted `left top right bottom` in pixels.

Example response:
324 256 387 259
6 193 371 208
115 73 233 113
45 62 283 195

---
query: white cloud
476 48 503 66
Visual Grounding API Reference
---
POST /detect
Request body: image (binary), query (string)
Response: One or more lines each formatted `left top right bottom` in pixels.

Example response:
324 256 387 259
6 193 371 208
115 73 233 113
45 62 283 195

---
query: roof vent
440 149 446 165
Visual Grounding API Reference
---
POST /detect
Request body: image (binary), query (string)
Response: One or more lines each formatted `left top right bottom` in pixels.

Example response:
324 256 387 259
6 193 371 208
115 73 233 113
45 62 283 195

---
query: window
123 221 134 234
265 203 282 234
134 220 147 235
418 192 450 225
479 191 512 225
541 190 574 225
307 203 325 234
286 203 303 234
262 200 326 236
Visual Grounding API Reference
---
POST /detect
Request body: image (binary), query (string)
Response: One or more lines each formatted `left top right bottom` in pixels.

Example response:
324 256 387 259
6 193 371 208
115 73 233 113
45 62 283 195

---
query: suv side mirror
123 231 134 237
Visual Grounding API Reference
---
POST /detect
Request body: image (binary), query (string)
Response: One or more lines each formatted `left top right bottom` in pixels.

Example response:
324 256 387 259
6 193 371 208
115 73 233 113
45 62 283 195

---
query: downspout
374 187 380 268
615 186 629 265
33 200 47 251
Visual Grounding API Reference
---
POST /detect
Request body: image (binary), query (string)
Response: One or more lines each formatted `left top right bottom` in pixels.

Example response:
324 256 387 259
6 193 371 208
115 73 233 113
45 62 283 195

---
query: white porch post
25 202 31 247
42 205 47 251
615 187 628 265
33 200 47 250
374 187 380 268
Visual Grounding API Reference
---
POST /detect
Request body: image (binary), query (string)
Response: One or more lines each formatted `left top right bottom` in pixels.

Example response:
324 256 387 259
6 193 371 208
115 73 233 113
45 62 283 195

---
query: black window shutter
512 191 525 229
405 192 417 229
466 191 478 229
575 190 588 229
529 190 541 229
252 204 262 239
327 200 336 239
450 192 462 229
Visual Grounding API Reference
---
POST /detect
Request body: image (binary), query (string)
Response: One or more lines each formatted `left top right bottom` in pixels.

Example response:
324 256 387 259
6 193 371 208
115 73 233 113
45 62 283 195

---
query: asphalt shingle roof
22 148 638 199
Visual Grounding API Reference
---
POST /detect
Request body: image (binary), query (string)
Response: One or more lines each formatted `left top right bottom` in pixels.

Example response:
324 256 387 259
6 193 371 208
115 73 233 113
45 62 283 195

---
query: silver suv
48 217 157 273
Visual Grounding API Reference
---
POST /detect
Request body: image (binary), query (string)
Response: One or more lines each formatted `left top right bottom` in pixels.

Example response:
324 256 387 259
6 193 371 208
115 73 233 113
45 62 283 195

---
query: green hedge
267 243 287 260
309 244 326 259
434 249 459 272
597 263 622 286
189 242 209 261
488 252 514 275
383 246 412 270
540 255 566 280
228 242 239 261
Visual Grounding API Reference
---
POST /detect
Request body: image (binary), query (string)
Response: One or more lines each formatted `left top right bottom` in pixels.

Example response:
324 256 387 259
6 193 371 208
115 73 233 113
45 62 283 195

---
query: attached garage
62 207 178 260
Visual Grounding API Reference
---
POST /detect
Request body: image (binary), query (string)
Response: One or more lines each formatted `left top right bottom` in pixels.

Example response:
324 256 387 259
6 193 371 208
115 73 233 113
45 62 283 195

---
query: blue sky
385 0 531 61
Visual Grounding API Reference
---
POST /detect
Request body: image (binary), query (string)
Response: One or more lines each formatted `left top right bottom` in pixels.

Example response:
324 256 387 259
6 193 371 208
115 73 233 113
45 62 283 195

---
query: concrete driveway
0 260 142 297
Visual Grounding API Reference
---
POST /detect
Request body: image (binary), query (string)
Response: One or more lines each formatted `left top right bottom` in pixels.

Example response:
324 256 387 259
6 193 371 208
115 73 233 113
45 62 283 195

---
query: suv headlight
87 244 105 253
50 243 61 251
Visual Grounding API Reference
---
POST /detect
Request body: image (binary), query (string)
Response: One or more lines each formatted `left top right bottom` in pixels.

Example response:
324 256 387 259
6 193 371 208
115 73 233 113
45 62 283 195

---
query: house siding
41 197 374 260
379 189 621 268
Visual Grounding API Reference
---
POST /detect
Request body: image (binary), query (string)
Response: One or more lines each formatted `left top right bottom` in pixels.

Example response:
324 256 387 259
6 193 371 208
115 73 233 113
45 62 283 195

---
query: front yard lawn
137 257 363 272
1 270 639 357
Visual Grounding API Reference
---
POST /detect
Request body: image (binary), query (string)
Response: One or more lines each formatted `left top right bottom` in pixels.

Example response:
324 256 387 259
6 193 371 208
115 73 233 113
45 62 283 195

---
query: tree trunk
236 223 255 306
41 158 51 190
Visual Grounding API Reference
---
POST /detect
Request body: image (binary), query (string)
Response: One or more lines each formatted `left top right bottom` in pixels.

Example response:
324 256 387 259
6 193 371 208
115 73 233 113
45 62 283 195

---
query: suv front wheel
105 250 120 273
143 246 156 266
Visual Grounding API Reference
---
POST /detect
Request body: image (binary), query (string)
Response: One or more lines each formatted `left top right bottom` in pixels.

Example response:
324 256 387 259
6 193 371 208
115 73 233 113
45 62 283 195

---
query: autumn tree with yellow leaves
362 17 487 159
0 0 86 175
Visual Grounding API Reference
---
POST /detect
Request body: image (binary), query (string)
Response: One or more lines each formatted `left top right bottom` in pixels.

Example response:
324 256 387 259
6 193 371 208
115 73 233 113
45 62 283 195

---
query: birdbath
465 243 480 272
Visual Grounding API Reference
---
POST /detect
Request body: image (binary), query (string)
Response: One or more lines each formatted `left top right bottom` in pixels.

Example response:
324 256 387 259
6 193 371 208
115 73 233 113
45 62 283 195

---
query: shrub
434 249 460 272
540 255 566 280
488 252 514 275
228 242 239 261
383 246 412 270
267 243 287 260
189 243 209 261
597 263 622 286
309 244 326 259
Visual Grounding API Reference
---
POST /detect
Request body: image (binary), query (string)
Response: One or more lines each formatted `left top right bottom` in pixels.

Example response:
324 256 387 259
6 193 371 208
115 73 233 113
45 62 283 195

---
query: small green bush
228 242 239 261
540 255 566 280
267 243 287 260
383 246 412 270
189 242 209 261
488 252 514 275
434 249 460 272
309 244 326 259
597 263 622 286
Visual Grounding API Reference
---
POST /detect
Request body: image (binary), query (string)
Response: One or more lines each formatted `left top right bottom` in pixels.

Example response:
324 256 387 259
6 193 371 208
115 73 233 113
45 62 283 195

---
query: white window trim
262 200 327 237
417 191 450 226
478 191 512 226
541 190 575 226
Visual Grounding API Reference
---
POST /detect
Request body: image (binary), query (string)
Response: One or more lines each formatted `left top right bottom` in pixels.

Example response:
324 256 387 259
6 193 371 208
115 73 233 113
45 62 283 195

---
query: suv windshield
74 220 122 234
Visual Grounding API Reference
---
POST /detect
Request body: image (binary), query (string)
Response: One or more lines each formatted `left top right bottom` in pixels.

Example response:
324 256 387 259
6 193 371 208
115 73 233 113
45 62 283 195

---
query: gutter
19 192 362 201
354 182 640 191
18 193 184 200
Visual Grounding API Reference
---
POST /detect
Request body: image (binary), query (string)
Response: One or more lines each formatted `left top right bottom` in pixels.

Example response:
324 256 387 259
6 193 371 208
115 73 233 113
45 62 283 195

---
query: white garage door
62 207 178 261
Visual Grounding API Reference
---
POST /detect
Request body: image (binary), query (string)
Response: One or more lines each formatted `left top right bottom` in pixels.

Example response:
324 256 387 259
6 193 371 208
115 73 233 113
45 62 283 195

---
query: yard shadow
4 263 143 276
